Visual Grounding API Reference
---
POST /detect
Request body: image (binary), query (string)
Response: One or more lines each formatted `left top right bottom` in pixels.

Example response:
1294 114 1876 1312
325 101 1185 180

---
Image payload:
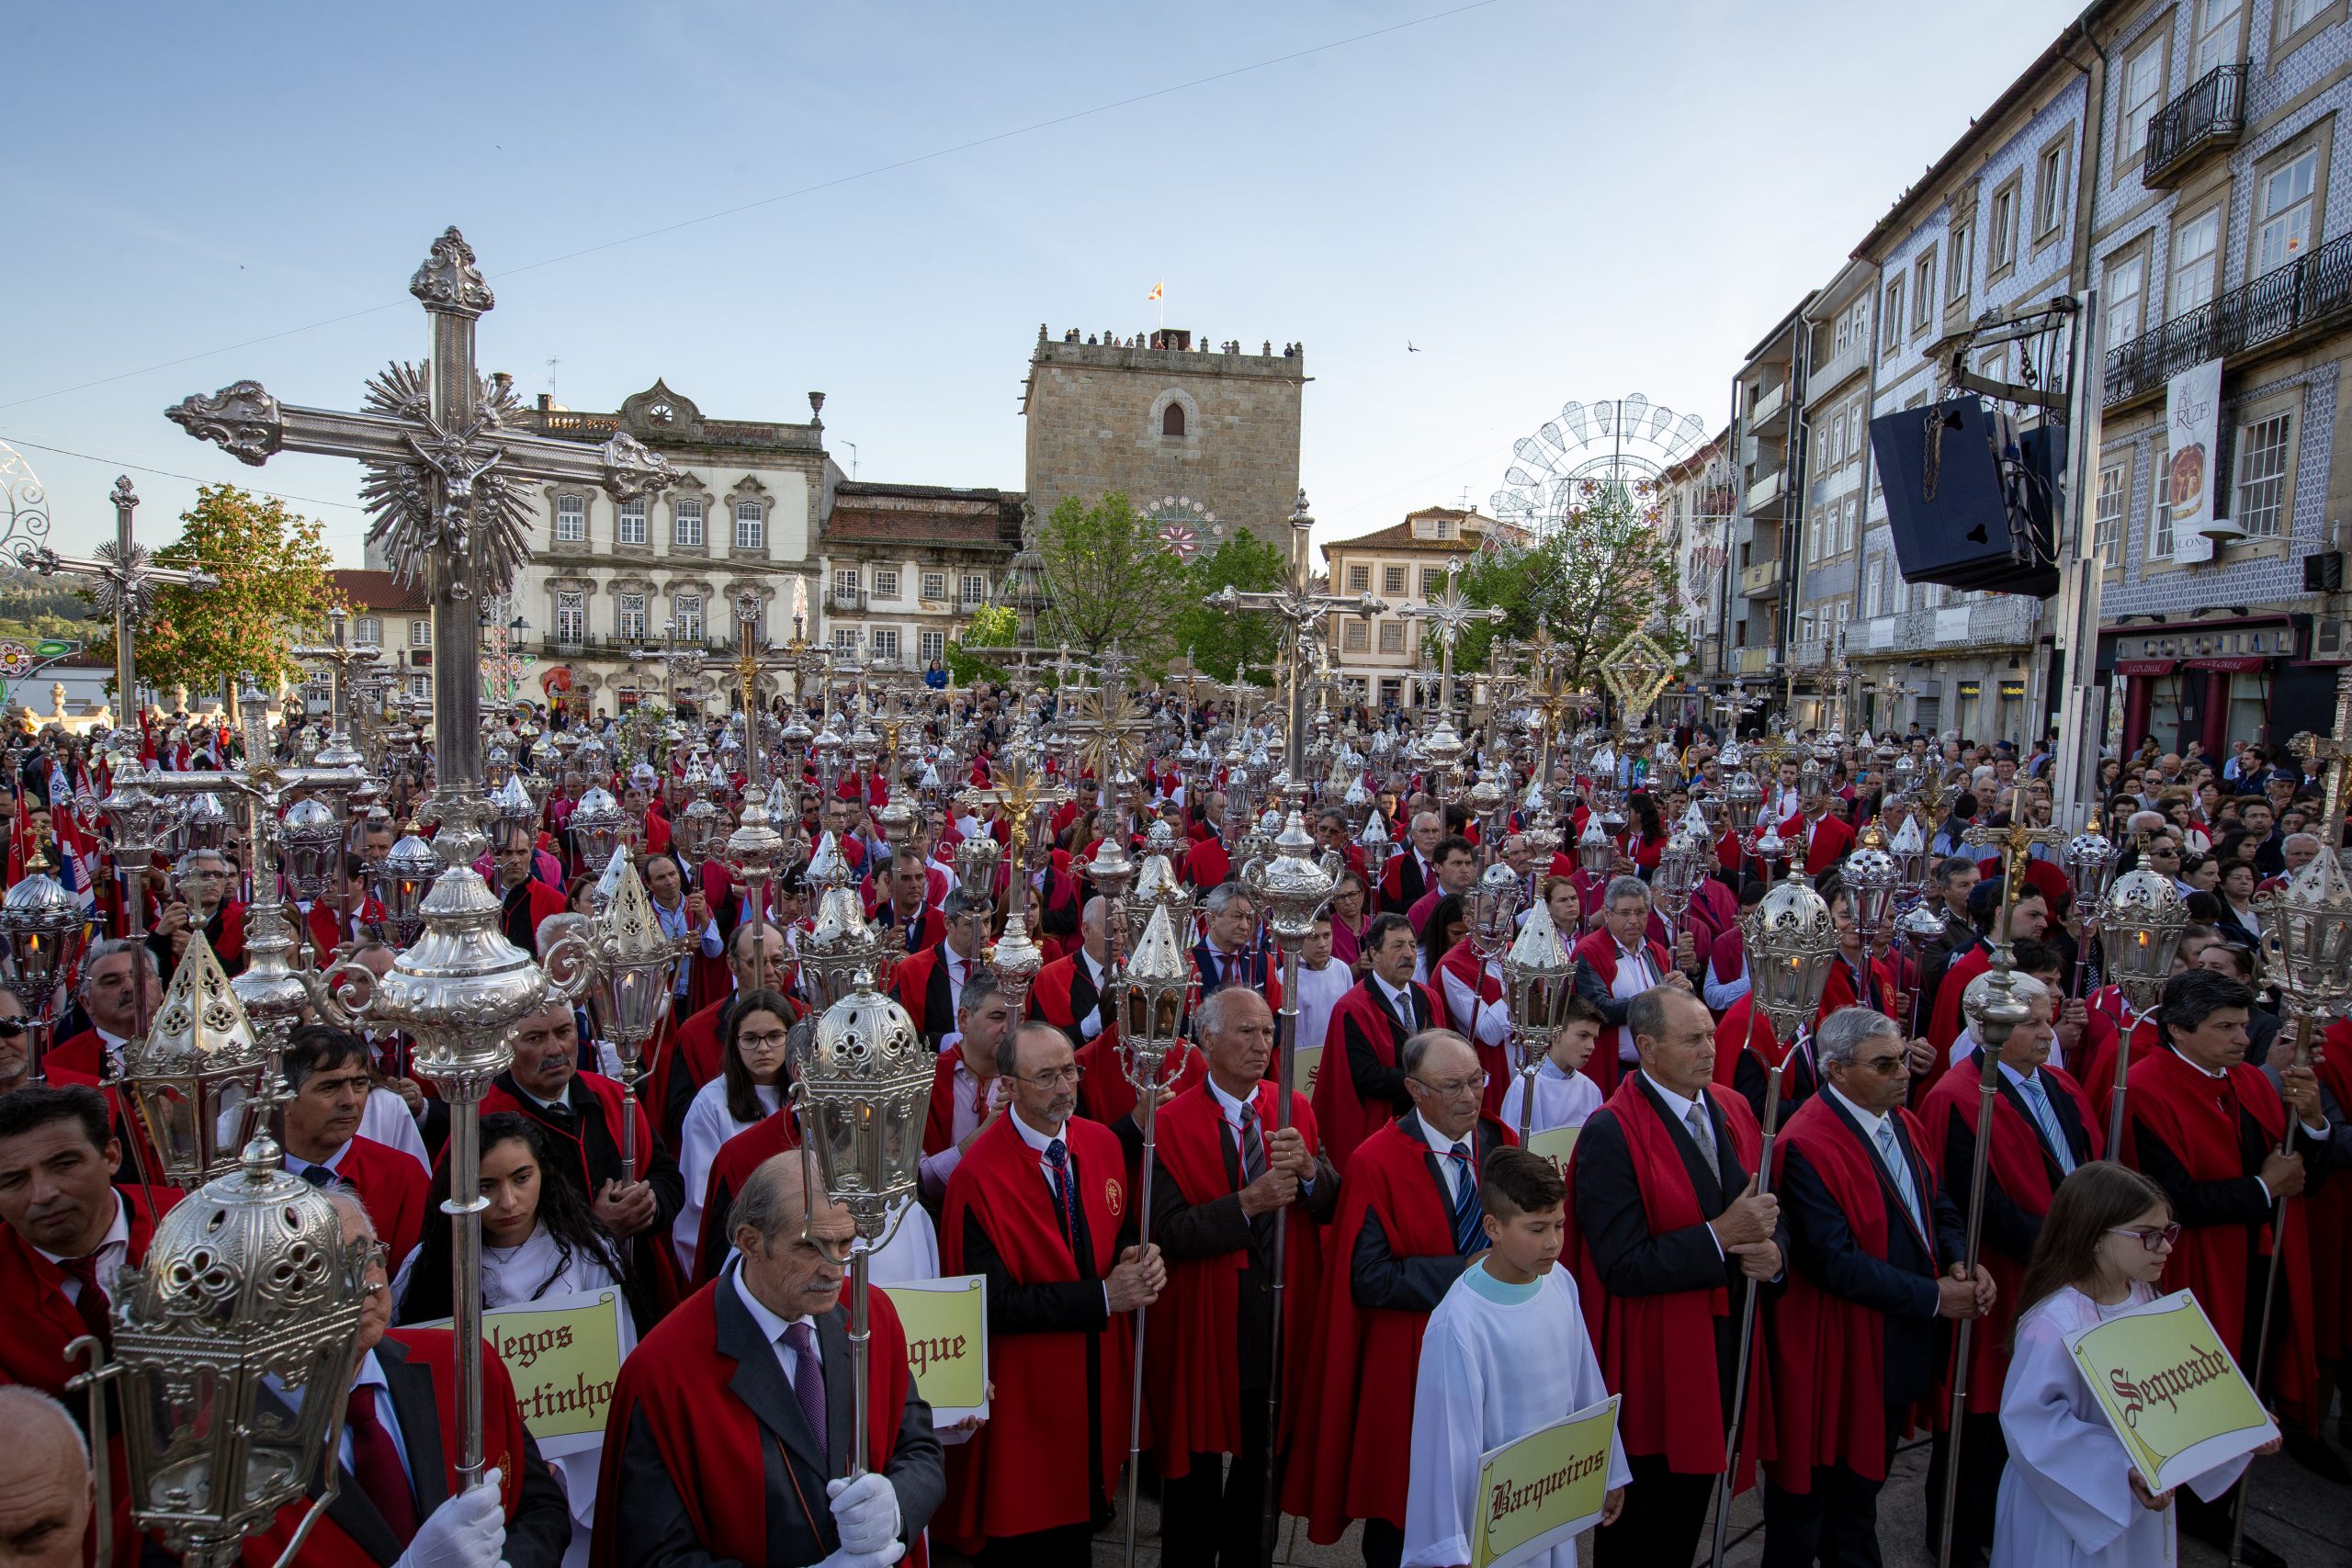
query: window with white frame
2282 0 2330 37
2233 410 2293 538
2032 141 2068 235
734 500 765 551
616 498 648 547
2149 444 2174 558
960 572 988 604
2104 252 2147 345
833 567 860 600
1883 278 1905 355
675 593 703 641
1833 309 1852 356
2170 208 2222 315
921 570 947 601
353 616 381 646
2195 0 2243 76
555 494 585 543
304 669 332 704
918 630 944 666
1348 564 1371 593
1419 567 1442 597
408 674 429 700
673 497 704 548
556 590 584 642
2095 463 2126 568
1840 498 1858 555
1989 182 2018 274
2256 148 2318 275
2120 40 2165 160
1948 223 1971 304
870 627 900 663
617 592 647 641
832 628 856 652
1912 250 1936 330
1383 565 1407 596
1343 621 1369 653
409 618 430 648
1829 412 1847 466
1847 298 1869 348
1378 622 1406 654
874 569 899 601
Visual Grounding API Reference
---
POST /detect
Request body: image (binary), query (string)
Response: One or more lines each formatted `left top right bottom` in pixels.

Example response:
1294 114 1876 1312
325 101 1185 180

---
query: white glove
393 1469 506 1568
826 1472 902 1556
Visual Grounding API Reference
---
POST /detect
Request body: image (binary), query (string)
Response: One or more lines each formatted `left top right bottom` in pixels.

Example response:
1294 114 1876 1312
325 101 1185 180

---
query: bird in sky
1407 342 1421 353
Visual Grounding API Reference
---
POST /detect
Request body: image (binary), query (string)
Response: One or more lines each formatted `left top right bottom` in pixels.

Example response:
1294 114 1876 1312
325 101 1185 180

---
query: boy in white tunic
1496 994 1604 1142
1403 1145 1629 1568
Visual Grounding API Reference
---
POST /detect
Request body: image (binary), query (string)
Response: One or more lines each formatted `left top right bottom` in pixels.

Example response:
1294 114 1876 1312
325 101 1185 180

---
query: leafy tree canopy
1172 531 1290 683
1037 491 1188 671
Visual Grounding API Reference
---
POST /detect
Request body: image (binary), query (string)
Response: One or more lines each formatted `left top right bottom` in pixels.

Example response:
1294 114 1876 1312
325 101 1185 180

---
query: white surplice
1497 1056 1602 1138
1993 1282 2248 1567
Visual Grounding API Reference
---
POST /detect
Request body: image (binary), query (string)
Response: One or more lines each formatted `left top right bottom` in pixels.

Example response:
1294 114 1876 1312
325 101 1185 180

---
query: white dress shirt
34 1190 130 1301
919 1056 997 1201
1414 1113 1478 1205
730 1265 820 1392
1441 955 1512 1048
1609 942 1657 1064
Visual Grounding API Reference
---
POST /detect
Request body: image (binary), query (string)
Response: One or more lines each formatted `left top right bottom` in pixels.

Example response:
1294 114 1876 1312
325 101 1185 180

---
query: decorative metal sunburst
358 361 539 598
85 537 156 622
1600 630 1674 717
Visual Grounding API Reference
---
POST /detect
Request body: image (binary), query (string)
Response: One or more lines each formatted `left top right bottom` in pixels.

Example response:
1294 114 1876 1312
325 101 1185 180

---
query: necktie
783 1321 830 1467
968 1074 988 1122
345 1384 420 1540
1876 1121 1925 1236
2018 1074 2075 1174
1238 1103 1268 1187
1044 1138 1078 1249
1447 1142 1483 1255
297 1163 337 1190
56 1254 111 1351
1686 1103 1722 1189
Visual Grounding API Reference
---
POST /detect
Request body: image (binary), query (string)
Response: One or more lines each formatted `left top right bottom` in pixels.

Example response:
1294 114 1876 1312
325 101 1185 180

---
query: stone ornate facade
816 481 1026 675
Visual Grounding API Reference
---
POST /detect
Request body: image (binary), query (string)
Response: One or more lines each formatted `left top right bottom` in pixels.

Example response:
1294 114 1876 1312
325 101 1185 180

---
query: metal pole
1708 1053 1787 1568
443 1077 488 1486
848 1246 874 1479
2048 292 2108 820
1259 936 1304 1562
1122 1090 1159 1568
1935 1032 2005 1568
2228 1010 2312 1566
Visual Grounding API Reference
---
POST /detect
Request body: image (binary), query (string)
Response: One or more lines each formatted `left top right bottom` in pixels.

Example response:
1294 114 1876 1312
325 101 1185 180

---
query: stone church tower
1022 325 1304 555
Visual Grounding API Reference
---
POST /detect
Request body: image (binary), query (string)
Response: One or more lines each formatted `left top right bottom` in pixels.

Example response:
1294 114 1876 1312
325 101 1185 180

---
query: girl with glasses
1993 1161 2278 1566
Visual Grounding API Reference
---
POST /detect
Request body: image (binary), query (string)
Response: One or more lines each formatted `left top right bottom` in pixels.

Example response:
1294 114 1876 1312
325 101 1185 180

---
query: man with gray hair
605 1152 944 1567
1193 883 1280 1004
1761 1007 1988 1566
150 846 244 977
888 885 993 1048
1571 875 1697 1098
49 937 161 1080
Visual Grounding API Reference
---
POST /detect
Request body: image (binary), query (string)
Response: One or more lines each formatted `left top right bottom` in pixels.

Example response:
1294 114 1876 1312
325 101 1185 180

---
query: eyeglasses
738 1030 793 1050
1413 1071 1490 1099
0 1021 25 1039
2106 1223 2181 1252
1853 1054 1910 1077
1019 1065 1081 1089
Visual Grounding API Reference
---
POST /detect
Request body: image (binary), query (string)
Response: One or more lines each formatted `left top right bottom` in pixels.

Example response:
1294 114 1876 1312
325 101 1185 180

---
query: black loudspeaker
1869 396 2060 598
2305 550 2345 592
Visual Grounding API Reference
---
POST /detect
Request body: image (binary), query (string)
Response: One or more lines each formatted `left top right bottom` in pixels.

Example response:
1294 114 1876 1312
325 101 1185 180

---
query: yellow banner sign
2064 1288 2278 1494
1526 1125 1580 1168
1473 1394 1620 1568
1293 1043 1323 1098
420 1290 626 1458
878 1274 990 1423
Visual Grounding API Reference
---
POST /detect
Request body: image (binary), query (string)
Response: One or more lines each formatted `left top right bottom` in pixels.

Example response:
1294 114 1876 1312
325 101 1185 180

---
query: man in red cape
594 1152 943 1568
1572 875 1691 1099
1567 987 1781 1566
917 973 1017 1205
1777 786 1855 876
2122 967 2330 1544
1147 987 1336 1567
492 821 569 958
647 920 796 1153
1924 881 2047 1063
888 890 991 1048
1434 932 1513 1119
1292 1029 1511 1568
241 1190 571 1568
1031 896 1115 1054
1308 913 1442 1169
1917 972 2099 1568
688 1106 798 1288
1763 1006 1986 1566
939 1021 1161 1566
279 1025 430 1273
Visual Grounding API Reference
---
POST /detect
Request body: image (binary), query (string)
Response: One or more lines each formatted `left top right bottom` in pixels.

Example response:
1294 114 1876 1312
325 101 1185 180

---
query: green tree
1171 532 1290 683
946 604 1017 685
107 485 345 699
1037 491 1187 668
1452 485 1686 702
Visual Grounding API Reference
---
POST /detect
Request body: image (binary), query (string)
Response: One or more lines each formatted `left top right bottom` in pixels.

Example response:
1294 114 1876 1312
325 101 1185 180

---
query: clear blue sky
4 0 2083 563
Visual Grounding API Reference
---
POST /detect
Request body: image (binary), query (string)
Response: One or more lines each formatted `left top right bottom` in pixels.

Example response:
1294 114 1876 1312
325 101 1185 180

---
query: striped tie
1239 1103 1267 1186
1447 1142 1483 1255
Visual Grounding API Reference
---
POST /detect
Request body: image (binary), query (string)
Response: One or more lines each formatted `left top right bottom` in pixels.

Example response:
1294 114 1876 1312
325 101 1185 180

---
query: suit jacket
617 1277 944 1568
1347 1111 1508 1313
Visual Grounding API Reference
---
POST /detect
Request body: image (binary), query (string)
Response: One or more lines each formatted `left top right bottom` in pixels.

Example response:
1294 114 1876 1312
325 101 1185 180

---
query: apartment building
1319 505 1507 705
1657 428 1736 697
1728 306 1810 703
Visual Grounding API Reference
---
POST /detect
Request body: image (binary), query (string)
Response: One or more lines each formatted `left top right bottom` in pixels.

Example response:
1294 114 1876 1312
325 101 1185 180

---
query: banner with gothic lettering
2064 1288 2278 1494
879 1273 990 1434
1472 1394 1620 1568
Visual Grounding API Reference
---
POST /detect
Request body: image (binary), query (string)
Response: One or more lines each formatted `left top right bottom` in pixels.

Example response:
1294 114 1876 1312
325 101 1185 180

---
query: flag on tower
1147 281 1164 303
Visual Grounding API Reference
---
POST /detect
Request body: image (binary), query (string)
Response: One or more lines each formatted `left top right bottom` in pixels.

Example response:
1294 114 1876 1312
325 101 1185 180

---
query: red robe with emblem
1289 1114 1512 1542
1144 1081 1326 1477
1307 977 1443 1170
1569 930 1673 1099
592 1282 924 1568
1917 1054 2102 1408
938 1113 1136 1549
1562 1076 1769 1484
2122 1044 2319 1427
241 1330 532 1568
1926 942 1992 1059
1763 1094 1937 1489
1815 952 1899 1031
1778 811 1856 876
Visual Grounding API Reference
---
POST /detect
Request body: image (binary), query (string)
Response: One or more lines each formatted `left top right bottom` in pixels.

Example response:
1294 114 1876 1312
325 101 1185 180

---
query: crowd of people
0 692 2339 1568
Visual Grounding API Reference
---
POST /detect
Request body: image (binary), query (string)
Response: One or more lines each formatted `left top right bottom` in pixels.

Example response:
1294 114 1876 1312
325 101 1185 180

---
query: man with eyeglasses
148 847 246 978
1762 1007 1988 1568
241 1190 572 1568
1298 1029 1510 1568
1310 914 1445 1170
2126 968 2334 1556
1917 972 2099 1567
941 1021 1162 1567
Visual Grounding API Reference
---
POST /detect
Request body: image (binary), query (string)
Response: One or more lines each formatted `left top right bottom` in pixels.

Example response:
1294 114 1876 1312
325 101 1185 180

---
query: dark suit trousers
1760 1416 1900 1568
978 1522 1094 1568
1596 1453 1714 1567
1159 1382 1270 1568
1922 1411 2003 1567
1361 1516 1404 1568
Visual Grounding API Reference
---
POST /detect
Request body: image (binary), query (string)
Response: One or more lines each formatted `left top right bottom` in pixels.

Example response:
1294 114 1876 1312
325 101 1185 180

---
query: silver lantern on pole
0 847 91 1084
1116 905 1193 1568
570 784 632 875
121 931 271 1188
2097 866 2188 1153
1500 899 1576 1147
583 854 688 1182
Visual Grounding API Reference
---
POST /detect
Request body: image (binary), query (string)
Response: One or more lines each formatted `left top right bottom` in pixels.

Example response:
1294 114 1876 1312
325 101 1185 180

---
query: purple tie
784 1321 829 1467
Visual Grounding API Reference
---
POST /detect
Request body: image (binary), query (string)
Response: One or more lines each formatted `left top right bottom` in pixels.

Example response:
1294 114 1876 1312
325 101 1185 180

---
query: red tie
55 1255 110 1350
345 1384 420 1540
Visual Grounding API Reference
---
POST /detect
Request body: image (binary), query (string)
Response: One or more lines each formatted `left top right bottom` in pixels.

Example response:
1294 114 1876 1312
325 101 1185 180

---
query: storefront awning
2183 656 2267 672
2115 659 2176 677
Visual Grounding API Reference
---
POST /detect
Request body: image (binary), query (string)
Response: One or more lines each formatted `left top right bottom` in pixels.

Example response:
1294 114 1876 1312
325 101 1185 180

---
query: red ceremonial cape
1917 1054 2101 1408
645 994 729 1151
937 1113 1135 1549
1436 938 1511 1117
1570 931 1672 1098
1763 1094 1934 1489
590 1281 923 1568
1074 1034 1205 1131
241 1330 531 1568
1291 1114 1513 1542
691 1110 801 1286
1031 953 1114 1049
1307 977 1443 1170
1777 811 1855 876
1815 953 1897 1030
0 1186 175 1396
1144 1080 1326 1477
2077 986 2158 1124
1563 1077 1770 1483
1925 943 1991 1058
2122 1045 2318 1427
329 1134 429 1274
888 943 960 1042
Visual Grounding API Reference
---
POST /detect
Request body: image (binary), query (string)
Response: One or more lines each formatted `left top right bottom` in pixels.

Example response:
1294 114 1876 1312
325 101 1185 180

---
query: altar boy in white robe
1495 994 1604 1144
1994 1161 2278 1568
1403 1145 1628 1568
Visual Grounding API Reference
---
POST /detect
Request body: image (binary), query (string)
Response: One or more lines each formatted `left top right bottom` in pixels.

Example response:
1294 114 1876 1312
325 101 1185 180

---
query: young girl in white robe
1404 1146 1628 1568
1994 1160 2278 1567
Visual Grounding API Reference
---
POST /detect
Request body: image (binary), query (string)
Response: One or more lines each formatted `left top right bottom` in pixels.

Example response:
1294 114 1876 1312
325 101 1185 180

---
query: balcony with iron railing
2107 227 2352 406
2143 64 2245 188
